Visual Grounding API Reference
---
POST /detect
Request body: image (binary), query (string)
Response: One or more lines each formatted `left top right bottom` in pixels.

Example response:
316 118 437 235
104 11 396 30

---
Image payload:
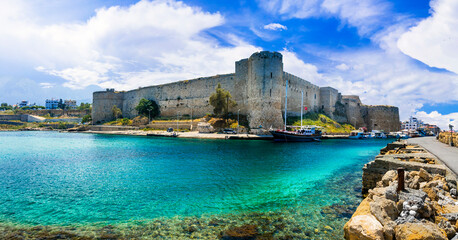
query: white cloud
336 63 349 71
398 0 458 74
263 23 287 31
257 0 391 35
281 50 324 84
414 111 458 130
39 82 55 89
0 0 260 91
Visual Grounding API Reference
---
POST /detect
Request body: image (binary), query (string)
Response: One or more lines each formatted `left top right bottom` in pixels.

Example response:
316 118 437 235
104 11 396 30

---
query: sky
0 0 457 129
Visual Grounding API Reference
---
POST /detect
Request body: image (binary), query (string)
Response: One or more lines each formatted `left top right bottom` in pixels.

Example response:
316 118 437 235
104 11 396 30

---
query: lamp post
450 124 454 146
237 109 240 133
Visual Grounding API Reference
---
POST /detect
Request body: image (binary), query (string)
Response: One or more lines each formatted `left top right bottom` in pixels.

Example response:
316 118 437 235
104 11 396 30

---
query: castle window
270 89 272 97
271 72 273 78
314 94 316 99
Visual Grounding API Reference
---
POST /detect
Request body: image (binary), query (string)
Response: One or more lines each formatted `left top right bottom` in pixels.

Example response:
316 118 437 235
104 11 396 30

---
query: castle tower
246 51 284 129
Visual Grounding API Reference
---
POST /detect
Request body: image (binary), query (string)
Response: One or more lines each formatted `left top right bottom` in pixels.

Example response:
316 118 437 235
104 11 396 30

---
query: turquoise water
0 131 392 238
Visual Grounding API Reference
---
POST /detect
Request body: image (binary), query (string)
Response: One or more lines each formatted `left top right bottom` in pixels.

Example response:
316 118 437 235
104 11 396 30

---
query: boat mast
284 79 288 130
301 90 303 128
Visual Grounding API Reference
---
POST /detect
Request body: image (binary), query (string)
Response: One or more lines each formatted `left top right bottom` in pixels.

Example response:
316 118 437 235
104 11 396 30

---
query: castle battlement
92 52 400 132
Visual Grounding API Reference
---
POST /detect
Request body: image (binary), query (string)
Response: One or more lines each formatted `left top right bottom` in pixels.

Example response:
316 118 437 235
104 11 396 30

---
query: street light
450 124 454 147
237 109 240 133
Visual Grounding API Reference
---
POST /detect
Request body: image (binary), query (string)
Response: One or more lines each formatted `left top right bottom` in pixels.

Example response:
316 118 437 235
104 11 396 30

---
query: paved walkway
407 137 458 175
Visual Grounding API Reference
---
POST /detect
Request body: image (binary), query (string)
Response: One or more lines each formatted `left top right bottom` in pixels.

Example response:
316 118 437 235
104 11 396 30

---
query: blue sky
0 0 457 128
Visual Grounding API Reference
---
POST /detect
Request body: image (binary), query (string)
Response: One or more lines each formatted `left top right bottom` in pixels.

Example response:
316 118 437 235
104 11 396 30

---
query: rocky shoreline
344 140 458 240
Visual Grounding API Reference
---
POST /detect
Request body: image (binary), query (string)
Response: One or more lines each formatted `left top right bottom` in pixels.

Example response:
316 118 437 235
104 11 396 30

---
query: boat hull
270 131 321 142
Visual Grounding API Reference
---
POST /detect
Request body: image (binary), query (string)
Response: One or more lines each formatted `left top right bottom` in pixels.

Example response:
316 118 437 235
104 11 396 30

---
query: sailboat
269 79 322 142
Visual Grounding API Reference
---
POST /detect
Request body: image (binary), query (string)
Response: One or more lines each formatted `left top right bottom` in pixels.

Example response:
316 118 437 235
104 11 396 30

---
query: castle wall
246 51 284 129
121 74 247 120
319 87 339 117
92 51 400 132
282 73 321 118
364 106 400 132
342 96 366 128
92 91 124 123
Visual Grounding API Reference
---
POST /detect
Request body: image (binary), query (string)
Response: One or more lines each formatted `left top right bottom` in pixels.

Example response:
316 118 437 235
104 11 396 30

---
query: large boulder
370 196 399 226
394 221 447 240
344 215 385 240
380 170 397 187
419 168 433 182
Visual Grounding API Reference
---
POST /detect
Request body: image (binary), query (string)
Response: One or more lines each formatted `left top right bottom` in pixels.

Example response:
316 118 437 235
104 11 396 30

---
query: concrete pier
408 136 458 176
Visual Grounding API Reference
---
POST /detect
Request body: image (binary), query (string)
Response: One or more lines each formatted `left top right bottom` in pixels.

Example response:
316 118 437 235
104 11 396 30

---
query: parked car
167 127 173 132
223 128 236 134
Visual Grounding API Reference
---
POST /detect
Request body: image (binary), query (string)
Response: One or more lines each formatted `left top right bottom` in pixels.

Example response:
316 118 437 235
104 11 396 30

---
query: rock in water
344 215 384 240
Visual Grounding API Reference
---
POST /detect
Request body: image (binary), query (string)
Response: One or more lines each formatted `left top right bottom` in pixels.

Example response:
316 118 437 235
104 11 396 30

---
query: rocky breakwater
345 168 458 239
362 141 449 194
345 140 458 240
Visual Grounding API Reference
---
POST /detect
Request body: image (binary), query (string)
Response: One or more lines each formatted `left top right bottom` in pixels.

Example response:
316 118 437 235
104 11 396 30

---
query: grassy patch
288 113 355 134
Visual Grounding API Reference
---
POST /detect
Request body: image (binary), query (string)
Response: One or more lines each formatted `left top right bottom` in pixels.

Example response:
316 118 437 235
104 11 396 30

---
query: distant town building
64 100 77 109
45 99 59 109
18 100 28 108
402 116 422 130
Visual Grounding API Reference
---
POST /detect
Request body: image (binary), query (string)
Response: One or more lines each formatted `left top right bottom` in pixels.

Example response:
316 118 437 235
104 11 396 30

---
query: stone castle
92 51 400 132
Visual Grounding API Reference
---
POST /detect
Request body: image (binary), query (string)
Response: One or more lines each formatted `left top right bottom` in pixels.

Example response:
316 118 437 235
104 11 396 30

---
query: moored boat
270 78 322 142
270 126 322 142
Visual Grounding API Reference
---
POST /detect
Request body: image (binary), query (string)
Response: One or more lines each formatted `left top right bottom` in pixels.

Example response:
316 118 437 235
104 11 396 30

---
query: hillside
289 113 355 134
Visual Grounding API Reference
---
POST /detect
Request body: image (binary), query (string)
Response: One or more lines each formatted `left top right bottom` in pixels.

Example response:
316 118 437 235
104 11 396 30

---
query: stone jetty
345 140 458 240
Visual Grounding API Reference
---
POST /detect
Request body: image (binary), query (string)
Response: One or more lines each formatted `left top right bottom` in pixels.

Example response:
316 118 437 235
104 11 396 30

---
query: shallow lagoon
0 131 392 239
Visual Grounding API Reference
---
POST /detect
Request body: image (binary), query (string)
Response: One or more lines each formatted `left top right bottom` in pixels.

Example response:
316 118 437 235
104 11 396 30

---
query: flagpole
301 90 303 128
284 79 288 131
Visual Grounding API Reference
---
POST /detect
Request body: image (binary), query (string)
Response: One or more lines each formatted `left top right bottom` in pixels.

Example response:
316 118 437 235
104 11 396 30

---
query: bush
120 118 131 126
132 116 149 126
82 114 92 124
57 122 67 129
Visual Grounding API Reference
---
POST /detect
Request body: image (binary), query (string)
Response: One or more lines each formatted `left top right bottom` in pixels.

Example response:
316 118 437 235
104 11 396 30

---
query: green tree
112 105 122 119
78 103 92 111
209 83 236 117
135 98 160 120
82 114 92 124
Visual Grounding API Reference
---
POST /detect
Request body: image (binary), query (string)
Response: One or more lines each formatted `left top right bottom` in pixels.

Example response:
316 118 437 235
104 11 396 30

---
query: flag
304 106 308 111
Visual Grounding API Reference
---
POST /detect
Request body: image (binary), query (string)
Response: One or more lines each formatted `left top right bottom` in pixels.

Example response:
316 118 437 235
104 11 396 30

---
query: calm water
0 131 391 236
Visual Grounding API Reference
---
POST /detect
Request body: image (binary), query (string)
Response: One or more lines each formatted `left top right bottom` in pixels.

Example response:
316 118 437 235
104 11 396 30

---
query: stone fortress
92 51 400 132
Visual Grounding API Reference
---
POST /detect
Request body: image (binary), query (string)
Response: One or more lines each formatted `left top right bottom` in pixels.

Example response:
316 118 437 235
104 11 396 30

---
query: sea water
0 131 392 238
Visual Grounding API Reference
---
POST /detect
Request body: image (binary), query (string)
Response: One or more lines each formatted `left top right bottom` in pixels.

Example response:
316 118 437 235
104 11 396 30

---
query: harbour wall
93 51 399 132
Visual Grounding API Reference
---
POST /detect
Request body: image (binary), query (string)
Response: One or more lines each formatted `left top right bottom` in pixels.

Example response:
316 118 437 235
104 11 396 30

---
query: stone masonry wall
92 51 400 130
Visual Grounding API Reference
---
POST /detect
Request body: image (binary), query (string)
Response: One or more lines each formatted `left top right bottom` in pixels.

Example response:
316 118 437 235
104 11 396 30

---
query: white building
45 99 59 109
403 116 422 130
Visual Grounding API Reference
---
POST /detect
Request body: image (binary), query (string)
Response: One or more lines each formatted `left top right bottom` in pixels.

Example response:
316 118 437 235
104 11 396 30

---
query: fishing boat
348 130 366 139
270 79 322 142
370 130 387 138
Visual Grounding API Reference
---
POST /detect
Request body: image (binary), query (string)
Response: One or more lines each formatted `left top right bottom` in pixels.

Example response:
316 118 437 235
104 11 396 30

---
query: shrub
81 114 92 124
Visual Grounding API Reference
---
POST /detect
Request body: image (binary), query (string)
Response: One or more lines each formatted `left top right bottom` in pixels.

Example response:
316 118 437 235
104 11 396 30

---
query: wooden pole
397 168 405 192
